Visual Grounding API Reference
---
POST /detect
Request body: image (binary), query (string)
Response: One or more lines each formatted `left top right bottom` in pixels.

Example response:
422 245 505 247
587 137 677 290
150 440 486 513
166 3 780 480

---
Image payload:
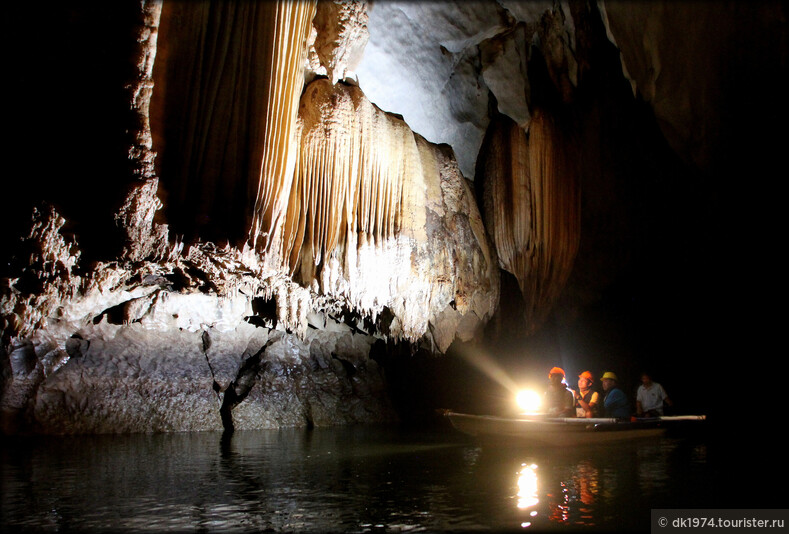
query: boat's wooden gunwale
445 411 705 447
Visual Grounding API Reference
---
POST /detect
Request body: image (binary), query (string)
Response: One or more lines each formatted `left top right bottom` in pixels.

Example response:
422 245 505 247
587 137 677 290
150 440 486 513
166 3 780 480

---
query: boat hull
445 412 705 447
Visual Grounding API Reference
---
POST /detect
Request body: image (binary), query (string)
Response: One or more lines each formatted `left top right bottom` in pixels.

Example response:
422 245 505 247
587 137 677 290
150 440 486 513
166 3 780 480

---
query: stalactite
249 0 318 254
283 78 416 279
478 110 580 333
255 79 497 347
153 0 316 246
144 1 496 348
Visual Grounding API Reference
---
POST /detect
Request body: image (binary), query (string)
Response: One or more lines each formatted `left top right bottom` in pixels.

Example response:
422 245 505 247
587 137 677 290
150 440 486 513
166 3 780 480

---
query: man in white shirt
636 373 673 417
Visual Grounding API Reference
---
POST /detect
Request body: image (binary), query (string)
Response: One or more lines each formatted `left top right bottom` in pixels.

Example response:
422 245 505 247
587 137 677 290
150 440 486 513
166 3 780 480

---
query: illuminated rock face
354 0 578 180
0 206 398 433
0 0 495 434
21 309 392 434
280 79 498 349
309 0 369 84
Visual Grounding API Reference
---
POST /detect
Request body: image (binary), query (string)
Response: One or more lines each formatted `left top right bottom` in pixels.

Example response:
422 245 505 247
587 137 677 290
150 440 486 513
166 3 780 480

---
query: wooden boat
444 411 707 447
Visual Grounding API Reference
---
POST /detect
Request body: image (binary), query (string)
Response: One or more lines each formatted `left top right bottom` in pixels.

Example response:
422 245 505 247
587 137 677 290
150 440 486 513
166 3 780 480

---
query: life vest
577 389 600 417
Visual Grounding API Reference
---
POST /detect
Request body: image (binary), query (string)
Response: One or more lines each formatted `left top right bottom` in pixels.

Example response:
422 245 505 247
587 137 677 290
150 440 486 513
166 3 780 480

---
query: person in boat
544 367 576 417
636 372 673 417
600 371 630 419
574 371 600 418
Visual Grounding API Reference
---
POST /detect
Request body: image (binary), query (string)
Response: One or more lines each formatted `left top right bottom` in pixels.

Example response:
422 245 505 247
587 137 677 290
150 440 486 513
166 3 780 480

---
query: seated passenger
544 367 575 417
575 371 600 418
636 372 673 417
601 371 630 419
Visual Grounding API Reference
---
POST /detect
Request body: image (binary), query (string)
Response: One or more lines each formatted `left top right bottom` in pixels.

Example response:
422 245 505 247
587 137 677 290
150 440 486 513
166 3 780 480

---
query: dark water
0 423 743 533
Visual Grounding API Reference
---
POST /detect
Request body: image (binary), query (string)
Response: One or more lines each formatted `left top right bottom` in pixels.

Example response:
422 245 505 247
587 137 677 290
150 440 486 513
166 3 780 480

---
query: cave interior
1 1 786 436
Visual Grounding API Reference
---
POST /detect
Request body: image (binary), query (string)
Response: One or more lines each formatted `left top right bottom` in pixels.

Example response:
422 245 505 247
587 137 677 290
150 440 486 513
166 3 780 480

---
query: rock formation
2 0 784 434
1 0 496 434
476 109 580 335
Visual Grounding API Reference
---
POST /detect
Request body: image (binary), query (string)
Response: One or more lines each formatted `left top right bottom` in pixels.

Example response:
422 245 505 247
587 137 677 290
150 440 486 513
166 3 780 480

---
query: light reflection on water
517 463 540 510
1 425 715 532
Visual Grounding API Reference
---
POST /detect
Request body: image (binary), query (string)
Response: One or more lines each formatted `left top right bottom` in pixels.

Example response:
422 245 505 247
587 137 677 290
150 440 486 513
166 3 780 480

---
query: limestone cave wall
2 0 785 434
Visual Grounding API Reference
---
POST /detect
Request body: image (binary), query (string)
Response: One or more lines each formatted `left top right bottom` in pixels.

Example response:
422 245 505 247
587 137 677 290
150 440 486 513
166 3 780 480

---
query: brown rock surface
476 110 580 335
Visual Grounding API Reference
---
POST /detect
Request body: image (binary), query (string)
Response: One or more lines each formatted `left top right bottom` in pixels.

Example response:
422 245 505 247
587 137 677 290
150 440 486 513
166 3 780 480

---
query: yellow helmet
601 371 618 381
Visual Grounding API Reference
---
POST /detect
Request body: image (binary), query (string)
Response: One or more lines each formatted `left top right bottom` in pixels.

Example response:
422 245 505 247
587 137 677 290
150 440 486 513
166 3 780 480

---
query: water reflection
516 463 539 510
508 457 601 528
1 427 717 532
542 459 599 526
481 438 717 531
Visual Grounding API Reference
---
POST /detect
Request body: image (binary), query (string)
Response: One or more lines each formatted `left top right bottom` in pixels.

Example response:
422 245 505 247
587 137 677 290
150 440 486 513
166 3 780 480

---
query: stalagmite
477 110 580 333
116 0 169 263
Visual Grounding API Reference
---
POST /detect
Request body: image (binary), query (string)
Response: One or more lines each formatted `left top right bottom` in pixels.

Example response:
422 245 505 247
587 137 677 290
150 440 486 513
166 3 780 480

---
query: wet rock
29 324 222 434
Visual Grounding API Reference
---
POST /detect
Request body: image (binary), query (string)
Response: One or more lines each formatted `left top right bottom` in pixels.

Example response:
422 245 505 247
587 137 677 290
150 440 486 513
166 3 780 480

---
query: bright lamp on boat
516 390 541 413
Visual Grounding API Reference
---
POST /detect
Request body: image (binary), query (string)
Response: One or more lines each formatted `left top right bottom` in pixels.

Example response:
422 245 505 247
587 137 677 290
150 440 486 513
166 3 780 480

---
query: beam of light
451 344 521 394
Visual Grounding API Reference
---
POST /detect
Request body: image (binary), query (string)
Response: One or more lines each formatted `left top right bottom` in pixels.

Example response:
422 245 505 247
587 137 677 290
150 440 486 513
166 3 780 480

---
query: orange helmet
578 371 594 382
548 366 565 378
